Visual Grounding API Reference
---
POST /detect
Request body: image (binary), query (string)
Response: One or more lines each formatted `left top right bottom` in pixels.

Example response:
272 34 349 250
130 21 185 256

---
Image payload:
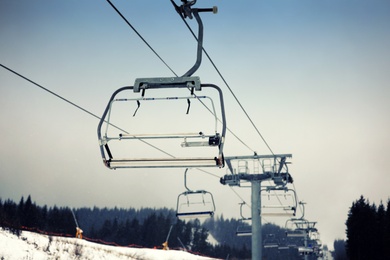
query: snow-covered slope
0 228 219 260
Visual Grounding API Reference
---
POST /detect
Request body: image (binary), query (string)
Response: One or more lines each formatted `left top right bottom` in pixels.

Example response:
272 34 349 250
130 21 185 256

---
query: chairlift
295 220 317 232
285 217 317 238
97 0 226 169
260 187 297 217
236 202 252 236
176 169 216 219
97 86 226 169
263 234 279 249
176 190 215 219
236 220 252 237
287 218 306 229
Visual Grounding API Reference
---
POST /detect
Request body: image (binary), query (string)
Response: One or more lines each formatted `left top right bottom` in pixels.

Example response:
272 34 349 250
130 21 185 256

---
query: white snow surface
0 228 219 260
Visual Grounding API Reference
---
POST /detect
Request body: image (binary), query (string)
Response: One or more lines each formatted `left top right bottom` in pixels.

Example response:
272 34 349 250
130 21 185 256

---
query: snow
0 228 219 260
206 233 218 246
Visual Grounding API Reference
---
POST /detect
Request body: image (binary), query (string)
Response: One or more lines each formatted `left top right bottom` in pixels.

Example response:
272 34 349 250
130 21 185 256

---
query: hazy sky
1 0 390 250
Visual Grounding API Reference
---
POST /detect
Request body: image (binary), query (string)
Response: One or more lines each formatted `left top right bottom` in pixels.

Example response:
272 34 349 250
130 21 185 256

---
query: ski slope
0 228 219 260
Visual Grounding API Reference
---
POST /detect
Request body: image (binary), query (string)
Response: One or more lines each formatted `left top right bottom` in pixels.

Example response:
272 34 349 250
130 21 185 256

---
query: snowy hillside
0 228 219 260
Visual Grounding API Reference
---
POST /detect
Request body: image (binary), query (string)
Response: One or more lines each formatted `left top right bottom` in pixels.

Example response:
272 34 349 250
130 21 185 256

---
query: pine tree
191 219 212 254
23 195 40 228
182 221 193 248
385 199 390 257
376 202 386 259
39 205 48 230
333 239 347 260
141 213 159 247
17 196 24 226
4 199 19 228
346 195 367 259
0 198 3 225
115 219 129 246
99 219 113 241
157 212 171 246
129 218 141 245
346 195 383 260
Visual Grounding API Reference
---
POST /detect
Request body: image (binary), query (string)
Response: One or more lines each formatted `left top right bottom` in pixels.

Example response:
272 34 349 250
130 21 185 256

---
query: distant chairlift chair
261 186 297 217
236 202 252 236
176 168 216 219
263 234 280 249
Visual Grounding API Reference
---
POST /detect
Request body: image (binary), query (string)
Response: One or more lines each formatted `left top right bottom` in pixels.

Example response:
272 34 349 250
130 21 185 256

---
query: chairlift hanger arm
170 0 217 77
239 202 251 220
184 168 191 191
183 8 203 77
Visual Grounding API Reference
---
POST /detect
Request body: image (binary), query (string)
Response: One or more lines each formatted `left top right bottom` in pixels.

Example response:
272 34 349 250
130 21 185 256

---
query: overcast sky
1 0 389 251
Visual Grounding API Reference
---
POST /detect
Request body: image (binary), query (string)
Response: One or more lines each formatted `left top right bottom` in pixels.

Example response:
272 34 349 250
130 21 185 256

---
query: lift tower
220 154 292 260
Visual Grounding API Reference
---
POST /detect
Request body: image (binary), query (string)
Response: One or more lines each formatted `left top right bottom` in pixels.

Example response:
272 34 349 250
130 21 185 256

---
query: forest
343 195 390 260
1 195 312 259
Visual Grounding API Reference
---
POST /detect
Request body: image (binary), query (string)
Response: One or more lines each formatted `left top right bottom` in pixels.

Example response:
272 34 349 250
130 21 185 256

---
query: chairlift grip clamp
133 76 201 93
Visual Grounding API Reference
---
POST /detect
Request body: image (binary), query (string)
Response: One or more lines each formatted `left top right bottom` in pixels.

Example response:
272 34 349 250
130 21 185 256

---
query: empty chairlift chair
236 202 252 236
263 234 280 249
176 190 216 219
236 220 252 237
261 187 297 217
176 168 216 219
97 81 226 169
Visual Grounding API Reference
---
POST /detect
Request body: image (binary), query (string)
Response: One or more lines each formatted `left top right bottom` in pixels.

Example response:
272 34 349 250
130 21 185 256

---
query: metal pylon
220 154 292 260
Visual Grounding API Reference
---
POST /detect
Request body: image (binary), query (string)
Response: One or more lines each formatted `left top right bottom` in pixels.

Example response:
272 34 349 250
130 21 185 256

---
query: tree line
0 195 252 259
0 195 75 235
0 195 314 259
